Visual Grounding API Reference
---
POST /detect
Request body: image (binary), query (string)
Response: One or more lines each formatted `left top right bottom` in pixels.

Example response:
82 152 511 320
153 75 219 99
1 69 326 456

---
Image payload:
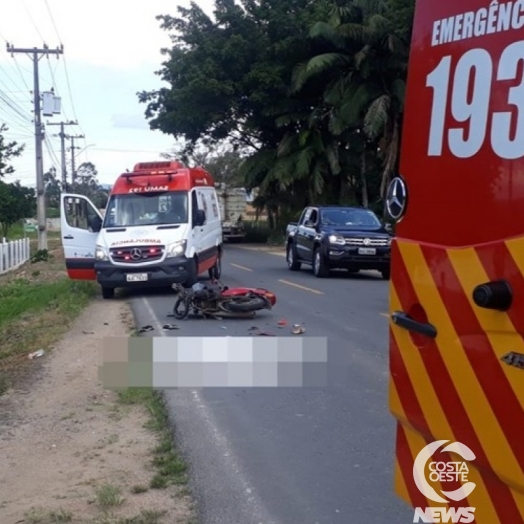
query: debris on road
82 330 95 334
278 319 288 327
138 325 154 333
28 350 44 360
291 324 305 335
248 326 275 336
162 324 180 330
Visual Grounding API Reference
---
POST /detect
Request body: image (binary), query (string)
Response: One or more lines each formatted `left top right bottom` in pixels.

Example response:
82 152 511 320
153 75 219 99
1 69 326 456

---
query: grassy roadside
117 388 190 490
0 236 97 394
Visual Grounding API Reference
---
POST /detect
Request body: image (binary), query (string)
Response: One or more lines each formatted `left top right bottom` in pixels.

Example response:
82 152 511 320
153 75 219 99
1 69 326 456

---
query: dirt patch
0 298 194 524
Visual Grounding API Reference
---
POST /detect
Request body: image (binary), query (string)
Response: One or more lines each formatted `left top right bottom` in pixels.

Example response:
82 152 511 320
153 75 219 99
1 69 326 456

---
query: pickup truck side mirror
194 209 206 227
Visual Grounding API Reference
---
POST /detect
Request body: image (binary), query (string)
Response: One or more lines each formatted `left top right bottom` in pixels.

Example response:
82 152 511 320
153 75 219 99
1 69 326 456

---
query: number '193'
426 41 524 160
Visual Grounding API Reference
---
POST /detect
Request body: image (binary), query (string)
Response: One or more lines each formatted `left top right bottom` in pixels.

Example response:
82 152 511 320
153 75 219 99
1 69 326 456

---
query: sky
0 0 214 187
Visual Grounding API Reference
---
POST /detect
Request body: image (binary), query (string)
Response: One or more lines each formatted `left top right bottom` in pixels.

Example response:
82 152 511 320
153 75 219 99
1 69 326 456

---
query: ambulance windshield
103 191 188 228
321 208 381 229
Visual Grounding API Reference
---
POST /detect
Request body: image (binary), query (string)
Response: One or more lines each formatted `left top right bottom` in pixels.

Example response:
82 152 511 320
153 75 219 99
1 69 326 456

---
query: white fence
0 238 31 274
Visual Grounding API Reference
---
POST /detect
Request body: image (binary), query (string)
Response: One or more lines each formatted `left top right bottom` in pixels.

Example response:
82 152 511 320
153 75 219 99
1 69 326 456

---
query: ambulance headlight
166 240 187 258
95 245 108 261
328 234 345 245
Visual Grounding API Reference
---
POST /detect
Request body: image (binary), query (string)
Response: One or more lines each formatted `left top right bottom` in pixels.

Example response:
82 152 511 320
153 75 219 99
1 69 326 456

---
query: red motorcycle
171 280 276 319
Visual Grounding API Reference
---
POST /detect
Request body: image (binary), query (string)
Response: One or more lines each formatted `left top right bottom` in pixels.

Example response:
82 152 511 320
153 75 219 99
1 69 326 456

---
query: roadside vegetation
0 234 97 395
139 0 415 229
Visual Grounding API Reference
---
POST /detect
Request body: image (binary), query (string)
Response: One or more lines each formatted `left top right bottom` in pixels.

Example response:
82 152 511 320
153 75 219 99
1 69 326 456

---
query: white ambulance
60 161 223 298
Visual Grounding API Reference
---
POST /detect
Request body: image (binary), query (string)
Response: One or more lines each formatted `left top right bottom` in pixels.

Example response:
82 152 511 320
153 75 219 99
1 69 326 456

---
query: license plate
126 273 148 282
358 247 376 255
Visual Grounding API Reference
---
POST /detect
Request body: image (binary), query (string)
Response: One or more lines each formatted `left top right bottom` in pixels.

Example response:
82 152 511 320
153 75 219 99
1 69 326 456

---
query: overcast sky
0 0 213 187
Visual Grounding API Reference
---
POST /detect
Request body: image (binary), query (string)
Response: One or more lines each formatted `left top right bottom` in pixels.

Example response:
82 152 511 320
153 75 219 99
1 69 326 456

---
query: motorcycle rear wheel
224 295 269 312
173 296 191 319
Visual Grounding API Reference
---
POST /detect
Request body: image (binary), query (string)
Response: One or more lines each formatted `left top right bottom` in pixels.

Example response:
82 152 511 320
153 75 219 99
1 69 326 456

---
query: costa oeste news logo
413 440 476 523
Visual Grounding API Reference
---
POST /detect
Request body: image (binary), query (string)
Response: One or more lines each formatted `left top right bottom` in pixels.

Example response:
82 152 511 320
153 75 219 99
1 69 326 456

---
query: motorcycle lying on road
171 280 277 319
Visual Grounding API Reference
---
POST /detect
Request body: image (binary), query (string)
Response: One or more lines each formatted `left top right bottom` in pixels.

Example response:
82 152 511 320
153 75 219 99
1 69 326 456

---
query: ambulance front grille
109 245 165 263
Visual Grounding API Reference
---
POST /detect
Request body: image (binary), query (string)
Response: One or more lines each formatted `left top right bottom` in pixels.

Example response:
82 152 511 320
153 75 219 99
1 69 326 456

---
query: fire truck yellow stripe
390 285 453 438
394 458 411 504
398 241 524 488
447 246 524 410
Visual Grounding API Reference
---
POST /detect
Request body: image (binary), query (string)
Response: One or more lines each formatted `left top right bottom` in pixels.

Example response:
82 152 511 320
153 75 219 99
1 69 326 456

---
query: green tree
0 180 36 236
0 123 25 178
163 139 247 186
140 0 415 228
72 162 109 209
44 167 61 208
291 0 409 204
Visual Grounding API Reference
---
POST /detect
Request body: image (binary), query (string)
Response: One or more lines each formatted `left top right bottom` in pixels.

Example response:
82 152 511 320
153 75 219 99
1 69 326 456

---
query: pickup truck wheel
101 286 115 299
286 243 301 271
313 247 330 278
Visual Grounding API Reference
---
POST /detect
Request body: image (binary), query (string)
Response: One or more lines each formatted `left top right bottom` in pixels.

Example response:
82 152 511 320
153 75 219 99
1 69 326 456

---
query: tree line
139 0 415 228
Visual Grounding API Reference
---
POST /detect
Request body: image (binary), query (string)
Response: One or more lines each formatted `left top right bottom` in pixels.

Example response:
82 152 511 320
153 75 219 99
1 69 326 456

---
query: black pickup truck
286 205 392 279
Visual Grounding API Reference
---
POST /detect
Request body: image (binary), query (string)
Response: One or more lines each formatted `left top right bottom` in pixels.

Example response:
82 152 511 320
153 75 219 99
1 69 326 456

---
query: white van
60 161 223 298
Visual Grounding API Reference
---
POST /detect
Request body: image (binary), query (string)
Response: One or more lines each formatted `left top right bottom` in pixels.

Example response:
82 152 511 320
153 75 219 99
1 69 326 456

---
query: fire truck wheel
101 286 115 299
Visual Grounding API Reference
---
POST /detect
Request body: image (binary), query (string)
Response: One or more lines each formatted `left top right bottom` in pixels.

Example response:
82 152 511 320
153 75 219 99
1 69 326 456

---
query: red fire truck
386 0 524 522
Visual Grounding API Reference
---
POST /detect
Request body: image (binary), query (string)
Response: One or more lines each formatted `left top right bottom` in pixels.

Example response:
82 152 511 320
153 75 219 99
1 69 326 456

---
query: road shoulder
0 297 194 524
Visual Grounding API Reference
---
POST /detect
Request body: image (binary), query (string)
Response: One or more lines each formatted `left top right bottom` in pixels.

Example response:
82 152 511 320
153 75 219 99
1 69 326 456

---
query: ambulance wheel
183 258 198 288
381 268 390 280
209 253 222 279
101 286 115 299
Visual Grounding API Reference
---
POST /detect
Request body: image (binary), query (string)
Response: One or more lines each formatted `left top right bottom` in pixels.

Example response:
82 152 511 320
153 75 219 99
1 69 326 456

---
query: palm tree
292 0 408 201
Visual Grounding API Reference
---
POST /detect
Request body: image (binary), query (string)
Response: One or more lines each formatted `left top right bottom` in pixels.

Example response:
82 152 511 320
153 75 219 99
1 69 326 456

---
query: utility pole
7 43 63 251
68 134 84 186
47 120 77 191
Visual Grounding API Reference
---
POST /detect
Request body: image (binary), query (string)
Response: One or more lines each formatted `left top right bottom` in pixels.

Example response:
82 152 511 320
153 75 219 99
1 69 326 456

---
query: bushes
243 223 271 243
242 222 286 244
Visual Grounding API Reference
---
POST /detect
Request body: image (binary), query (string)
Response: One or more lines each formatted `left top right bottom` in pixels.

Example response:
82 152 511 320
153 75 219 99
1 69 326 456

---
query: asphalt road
128 245 414 524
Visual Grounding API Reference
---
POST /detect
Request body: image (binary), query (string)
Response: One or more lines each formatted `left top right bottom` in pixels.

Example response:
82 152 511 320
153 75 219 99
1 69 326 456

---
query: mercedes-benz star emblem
363 238 371 245
386 176 407 220
130 248 142 260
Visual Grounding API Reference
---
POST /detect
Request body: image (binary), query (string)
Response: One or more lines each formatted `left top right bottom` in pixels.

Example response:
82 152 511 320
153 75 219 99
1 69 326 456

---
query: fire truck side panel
389 0 524 521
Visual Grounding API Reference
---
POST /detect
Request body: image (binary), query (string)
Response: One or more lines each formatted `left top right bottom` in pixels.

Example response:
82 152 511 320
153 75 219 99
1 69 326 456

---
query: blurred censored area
98 337 344 388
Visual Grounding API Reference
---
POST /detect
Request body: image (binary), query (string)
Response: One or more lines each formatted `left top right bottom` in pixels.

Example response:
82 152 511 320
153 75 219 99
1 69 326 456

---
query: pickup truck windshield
320 208 381 228
103 191 188 228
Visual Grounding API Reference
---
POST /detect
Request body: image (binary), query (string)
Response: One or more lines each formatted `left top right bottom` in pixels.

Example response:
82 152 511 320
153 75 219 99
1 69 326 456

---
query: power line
7 42 64 251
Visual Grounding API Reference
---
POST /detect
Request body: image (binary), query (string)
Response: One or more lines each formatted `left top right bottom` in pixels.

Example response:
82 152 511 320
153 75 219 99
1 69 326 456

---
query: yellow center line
278 279 324 295
230 263 253 272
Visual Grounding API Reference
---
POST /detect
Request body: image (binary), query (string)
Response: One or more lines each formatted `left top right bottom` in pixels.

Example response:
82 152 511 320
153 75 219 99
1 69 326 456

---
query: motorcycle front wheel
224 295 269 312
173 296 191 319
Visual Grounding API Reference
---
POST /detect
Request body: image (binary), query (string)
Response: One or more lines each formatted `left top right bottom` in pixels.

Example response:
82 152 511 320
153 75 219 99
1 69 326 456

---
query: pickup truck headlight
328 234 345 246
166 240 187 258
95 245 108 261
